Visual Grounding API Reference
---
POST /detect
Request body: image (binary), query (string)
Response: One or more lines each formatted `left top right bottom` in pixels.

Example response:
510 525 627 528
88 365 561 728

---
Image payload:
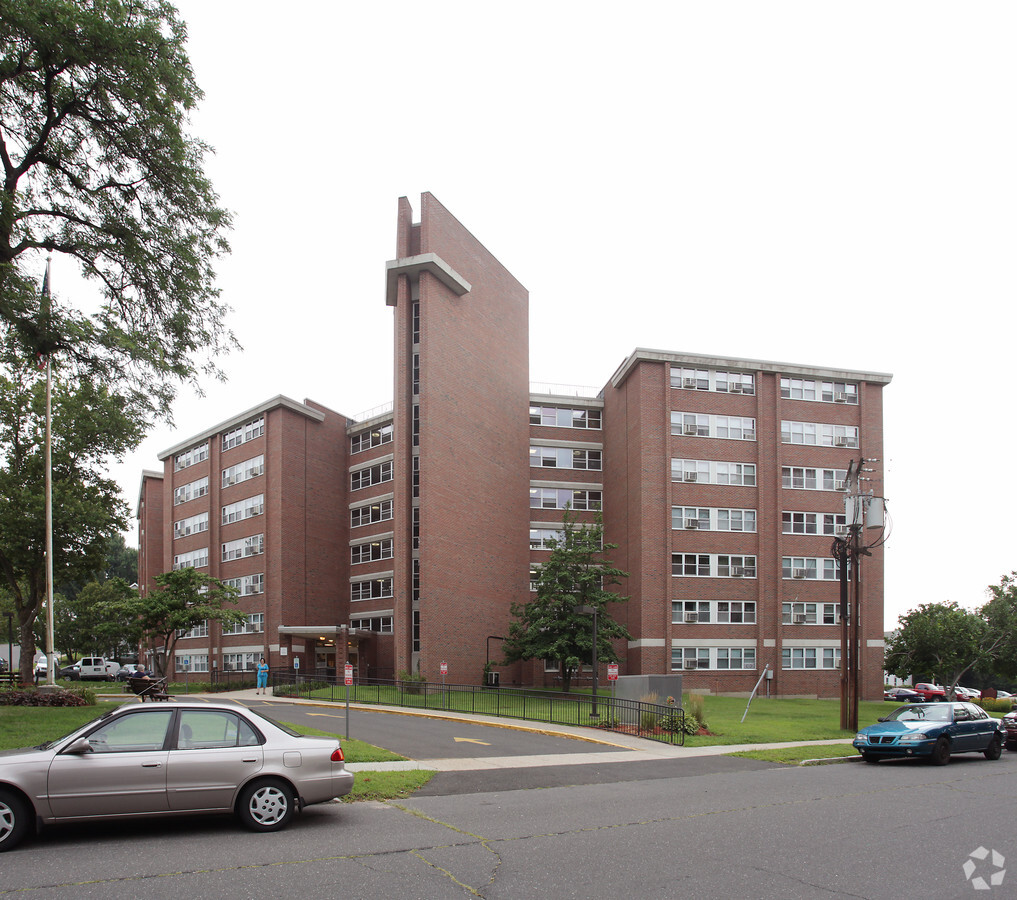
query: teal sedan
853 702 1004 765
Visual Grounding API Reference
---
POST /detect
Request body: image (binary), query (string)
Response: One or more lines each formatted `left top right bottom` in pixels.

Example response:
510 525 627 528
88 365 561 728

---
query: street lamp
577 605 599 718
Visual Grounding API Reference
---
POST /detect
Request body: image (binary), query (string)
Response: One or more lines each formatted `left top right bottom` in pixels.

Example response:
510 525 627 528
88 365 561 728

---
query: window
351 538 394 564
222 534 264 562
222 613 265 635
173 511 209 540
529 446 603 470
672 554 757 578
351 423 393 454
782 647 841 669
671 413 756 440
222 573 264 595
222 455 264 489
672 601 712 623
783 602 840 625
781 376 858 404
671 459 756 486
411 301 420 344
529 406 602 429
350 616 394 633
782 512 846 535
530 528 564 550
529 487 602 510
782 557 839 580
351 460 393 491
176 709 259 749
781 421 859 448
412 506 420 550
174 442 208 472
222 416 264 452
673 601 758 624
351 577 393 601
84 709 173 752
222 494 264 526
781 466 848 491
670 366 755 395
174 653 209 673
672 507 756 532
173 548 208 571
173 476 209 506
222 652 256 672
176 620 208 639
351 499 393 528
670 647 755 671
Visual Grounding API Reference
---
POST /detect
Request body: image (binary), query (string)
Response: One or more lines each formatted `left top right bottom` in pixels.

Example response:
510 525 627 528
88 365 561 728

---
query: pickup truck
912 682 946 702
68 657 121 681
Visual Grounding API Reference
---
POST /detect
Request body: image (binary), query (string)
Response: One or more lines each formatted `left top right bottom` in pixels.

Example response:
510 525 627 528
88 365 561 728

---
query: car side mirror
877 716 887 722
63 737 93 755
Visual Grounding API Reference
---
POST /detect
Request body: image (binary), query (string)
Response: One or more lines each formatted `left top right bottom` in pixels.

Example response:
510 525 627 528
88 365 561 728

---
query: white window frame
780 421 859 448
222 494 265 526
671 413 756 440
173 548 209 571
671 507 756 532
529 446 603 471
174 442 209 472
222 455 264 489
222 534 265 562
223 573 264 596
173 511 209 540
173 476 209 506
671 554 757 578
222 416 264 452
781 467 849 491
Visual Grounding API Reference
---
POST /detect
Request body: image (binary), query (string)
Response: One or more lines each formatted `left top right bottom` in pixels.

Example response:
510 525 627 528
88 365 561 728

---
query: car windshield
886 704 952 722
35 708 117 750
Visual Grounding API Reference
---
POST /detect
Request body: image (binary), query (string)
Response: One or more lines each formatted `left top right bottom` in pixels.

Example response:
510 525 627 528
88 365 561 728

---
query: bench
128 676 170 702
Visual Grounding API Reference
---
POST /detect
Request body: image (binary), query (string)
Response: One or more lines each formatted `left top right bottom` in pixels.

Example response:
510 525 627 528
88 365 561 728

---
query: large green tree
0 347 144 680
110 566 244 676
884 600 1007 695
503 508 630 692
0 0 233 418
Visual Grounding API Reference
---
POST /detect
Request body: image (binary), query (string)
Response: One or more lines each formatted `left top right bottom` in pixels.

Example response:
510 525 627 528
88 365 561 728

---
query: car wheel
860 751 879 764
984 735 1003 761
930 736 951 766
236 780 296 832
0 788 31 853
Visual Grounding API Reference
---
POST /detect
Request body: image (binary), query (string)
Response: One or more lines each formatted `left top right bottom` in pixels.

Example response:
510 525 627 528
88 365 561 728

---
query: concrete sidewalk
196 688 857 772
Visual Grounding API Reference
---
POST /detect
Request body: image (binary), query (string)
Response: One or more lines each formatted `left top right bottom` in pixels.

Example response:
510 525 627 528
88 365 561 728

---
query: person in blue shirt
256 657 269 695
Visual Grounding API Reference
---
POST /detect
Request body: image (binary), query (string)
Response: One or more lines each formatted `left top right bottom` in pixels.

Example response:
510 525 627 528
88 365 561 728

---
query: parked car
58 663 80 680
953 686 979 701
884 687 923 703
1001 709 1017 750
854 702 1004 765
0 700 355 852
69 657 120 681
911 683 946 702
33 655 60 679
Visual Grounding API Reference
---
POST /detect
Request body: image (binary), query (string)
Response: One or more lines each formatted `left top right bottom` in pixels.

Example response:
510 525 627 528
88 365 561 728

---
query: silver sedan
0 701 354 851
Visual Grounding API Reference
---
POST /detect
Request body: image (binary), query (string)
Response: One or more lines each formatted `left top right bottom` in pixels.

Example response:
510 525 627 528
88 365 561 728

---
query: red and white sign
440 661 448 676
607 663 619 681
344 663 353 686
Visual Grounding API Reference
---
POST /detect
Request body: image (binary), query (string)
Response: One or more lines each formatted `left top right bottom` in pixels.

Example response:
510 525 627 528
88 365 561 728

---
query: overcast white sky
83 1 1016 631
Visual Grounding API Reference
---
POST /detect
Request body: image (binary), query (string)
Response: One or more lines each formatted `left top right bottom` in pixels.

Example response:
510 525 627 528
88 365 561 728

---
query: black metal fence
270 671 685 746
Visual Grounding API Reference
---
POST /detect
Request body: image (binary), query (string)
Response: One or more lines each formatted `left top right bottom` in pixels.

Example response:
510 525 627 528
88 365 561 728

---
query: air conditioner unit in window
684 519 699 530
683 424 699 435
683 378 698 389
793 614 808 624
793 569 808 579
835 480 849 491
684 659 699 669
835 525 848 537
834 436 849 447
834 392 849 402
743 430 756 440
684 471 698 482
731 566 744 577
729 382 743 393
684 612 698 623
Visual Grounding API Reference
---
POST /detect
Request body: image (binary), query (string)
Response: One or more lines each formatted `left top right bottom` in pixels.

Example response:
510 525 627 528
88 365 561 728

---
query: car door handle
142 762 163 768
242 758 258 763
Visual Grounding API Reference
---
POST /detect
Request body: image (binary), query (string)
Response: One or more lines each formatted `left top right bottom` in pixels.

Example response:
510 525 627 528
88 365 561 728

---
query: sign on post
607 663 619 681
440 661 448 676
344 663 353 686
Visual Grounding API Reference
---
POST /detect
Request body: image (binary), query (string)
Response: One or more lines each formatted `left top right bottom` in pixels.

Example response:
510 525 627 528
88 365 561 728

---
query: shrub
685 692 708 730
0 688 90 707
979 697 1014 714
398 670 427 695
681 714 701 735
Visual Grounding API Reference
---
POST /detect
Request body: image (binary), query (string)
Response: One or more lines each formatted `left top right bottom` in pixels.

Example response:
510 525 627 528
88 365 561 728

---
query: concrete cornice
610 348 894 389
158 396 327 461
385 253 471 307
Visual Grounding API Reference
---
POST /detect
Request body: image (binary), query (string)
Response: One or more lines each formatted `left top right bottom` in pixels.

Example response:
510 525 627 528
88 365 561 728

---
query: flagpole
45 350 55 685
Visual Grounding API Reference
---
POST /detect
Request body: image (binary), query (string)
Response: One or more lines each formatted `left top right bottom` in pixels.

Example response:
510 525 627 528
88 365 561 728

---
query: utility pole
833 458 883 732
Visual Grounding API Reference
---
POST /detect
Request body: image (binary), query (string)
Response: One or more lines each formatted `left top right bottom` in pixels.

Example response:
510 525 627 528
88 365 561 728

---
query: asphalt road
4 747 1015 898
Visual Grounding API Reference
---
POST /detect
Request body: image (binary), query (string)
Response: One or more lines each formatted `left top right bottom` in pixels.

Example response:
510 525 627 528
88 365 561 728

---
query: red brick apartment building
138 193 892 699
